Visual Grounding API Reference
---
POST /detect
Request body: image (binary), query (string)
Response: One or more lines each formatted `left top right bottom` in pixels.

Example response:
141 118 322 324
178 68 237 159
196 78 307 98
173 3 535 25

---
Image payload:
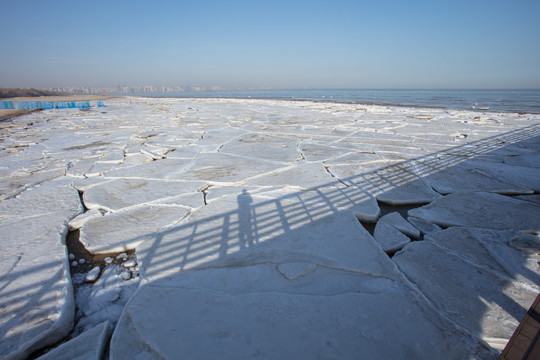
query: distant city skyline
1 0 539 90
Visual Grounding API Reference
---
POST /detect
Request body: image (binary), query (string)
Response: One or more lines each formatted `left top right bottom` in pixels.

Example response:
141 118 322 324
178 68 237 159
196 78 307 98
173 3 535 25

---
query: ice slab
71 177 112 192
65 157 101 177
323 151 383 166
36 321 111 360
181 153 286 183
408 192 540 231
68 209 102 231
504 153 540 168
379 212 421 239
514 194 540 206
0 167 65 201
103 158 193 180
0 178 83 360
136 193 391 283
139 148 165 160
351 162 441 205
298 141 354 162
219 133 301 162
424 227 540 289
110 265 493 359
82 178 206 211
373 221 411 253
250 183 380 223
197 127 247 150
80 205 190 254
464 159 540 192
407 217 443 235
120 153 153 167
394 231 540 350
242 162 335 189
415 157 533 195
164 145 201 159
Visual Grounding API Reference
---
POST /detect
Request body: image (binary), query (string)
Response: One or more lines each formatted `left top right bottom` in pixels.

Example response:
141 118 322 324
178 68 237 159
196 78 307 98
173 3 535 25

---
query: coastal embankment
0 94 117 121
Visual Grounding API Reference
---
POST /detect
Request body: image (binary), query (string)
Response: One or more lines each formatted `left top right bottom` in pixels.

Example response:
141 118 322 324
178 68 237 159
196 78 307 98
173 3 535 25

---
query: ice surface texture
0 97 539 359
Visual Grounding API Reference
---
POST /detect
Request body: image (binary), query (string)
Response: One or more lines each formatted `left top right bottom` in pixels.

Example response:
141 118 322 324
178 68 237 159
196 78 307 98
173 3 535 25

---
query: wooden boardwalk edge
499 293 540 360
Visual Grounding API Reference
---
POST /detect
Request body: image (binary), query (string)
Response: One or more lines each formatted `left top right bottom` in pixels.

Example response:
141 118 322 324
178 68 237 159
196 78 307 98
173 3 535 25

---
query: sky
1 0 539 90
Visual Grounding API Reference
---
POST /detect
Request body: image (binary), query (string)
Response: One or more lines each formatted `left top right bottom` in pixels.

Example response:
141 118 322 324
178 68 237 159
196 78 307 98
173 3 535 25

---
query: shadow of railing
0 255 72 358
112 123 536 263
121 123 538 353
126 125 537 272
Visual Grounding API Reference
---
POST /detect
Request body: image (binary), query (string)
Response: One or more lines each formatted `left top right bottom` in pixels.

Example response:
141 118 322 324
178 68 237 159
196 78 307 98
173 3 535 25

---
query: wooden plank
499 293 540 360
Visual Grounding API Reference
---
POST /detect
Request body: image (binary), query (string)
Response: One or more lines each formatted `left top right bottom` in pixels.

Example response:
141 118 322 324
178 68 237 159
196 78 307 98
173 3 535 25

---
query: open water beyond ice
138 88 540 114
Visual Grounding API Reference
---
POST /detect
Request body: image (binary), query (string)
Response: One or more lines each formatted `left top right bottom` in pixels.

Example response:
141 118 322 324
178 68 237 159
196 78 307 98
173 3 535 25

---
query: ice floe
82 178 206 211
394 227 540 350
378 212 421 239
408 191 540 230
373 220 411 253
80 204 191 254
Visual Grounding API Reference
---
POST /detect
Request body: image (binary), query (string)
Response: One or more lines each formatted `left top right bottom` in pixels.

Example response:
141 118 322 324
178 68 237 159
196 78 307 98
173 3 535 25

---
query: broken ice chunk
68 209 103 231
373 221 411 254
140 148 165 160
122 260 137 268
407 217 442 235
379 212 420 239
85 267 101 282
408 192 540 230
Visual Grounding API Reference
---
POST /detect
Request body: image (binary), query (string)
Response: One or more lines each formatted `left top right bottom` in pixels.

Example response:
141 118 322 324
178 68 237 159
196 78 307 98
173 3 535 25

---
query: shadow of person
237 189 255 249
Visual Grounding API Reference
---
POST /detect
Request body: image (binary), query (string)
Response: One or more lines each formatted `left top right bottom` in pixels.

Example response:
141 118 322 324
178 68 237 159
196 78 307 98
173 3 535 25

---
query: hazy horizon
1 0 539 90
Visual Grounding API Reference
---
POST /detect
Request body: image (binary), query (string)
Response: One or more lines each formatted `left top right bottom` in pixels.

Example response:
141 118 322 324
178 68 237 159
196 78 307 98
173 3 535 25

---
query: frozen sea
0 97 539 359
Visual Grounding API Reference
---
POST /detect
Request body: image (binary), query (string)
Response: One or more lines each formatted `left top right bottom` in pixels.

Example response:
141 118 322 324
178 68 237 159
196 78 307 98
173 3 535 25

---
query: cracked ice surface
0 97 539 359
394 228 540 350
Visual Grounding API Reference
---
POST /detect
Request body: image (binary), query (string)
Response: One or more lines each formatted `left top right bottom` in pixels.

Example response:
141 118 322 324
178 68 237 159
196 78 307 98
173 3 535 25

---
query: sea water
138 89 540 114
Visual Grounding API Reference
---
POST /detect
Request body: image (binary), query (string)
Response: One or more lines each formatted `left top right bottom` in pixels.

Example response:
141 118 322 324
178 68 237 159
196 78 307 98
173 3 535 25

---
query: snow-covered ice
82 178 206 212
0 97 539 359
67 208 102 231
85 267 101 282
80 204 191 254
408 191 540 230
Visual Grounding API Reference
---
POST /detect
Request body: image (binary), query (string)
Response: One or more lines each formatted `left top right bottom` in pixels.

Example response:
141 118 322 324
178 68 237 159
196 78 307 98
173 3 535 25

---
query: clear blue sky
1 0 539 89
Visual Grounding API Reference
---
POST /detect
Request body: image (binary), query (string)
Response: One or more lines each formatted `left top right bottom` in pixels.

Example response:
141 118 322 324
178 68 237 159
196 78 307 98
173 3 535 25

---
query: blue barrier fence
0 100 105 110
